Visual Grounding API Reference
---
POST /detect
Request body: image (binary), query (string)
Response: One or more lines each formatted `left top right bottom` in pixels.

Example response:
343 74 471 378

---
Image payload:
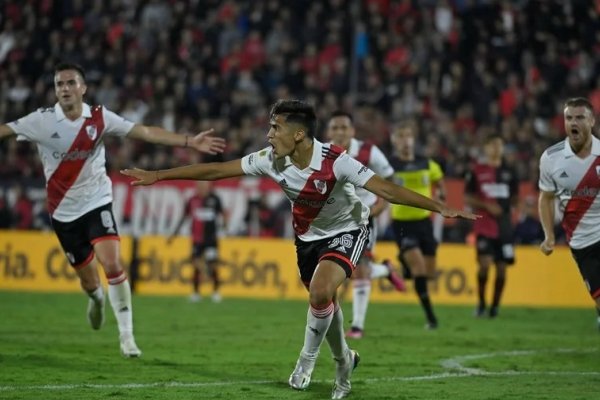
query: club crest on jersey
85 125 98 140
313 179 327 194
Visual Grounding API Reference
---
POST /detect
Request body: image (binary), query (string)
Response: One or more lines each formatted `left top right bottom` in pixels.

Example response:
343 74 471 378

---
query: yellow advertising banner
0 231 592 308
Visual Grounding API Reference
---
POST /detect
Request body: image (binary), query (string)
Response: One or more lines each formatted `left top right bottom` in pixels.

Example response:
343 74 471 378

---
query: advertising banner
0 231 591 308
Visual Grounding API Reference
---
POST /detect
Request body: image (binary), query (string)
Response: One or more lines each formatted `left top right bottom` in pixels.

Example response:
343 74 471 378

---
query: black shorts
192 242 218 261
51 203 119 268
391 218 438 257
571 240 600 299
364 217 377 257
476 235 515 265
295 225 370 287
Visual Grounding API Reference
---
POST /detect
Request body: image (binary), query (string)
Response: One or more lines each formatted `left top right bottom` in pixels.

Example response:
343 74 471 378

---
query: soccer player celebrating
389 122 446 329
539 97 600 329
121 100 477 399
0 63 226 357
465 134 519 318
327 110 406 340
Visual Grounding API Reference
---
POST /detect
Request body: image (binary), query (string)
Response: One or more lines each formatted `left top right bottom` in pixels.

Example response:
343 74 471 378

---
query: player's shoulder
414 155 430 168
542 140 566 159
36 106 56 114
322 142 346 160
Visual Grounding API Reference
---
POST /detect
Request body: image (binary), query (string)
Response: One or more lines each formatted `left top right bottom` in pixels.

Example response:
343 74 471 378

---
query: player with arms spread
0 63 225 357
122 100 477 398
539 97 600 329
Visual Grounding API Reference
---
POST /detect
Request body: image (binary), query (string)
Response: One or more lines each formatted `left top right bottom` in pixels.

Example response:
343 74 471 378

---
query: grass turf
0 291 598 399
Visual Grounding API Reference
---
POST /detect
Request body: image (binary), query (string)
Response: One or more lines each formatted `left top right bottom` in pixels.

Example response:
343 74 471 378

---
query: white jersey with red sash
7 103 134 222
539 136 600 249
347 138 394 207
241 140 376 242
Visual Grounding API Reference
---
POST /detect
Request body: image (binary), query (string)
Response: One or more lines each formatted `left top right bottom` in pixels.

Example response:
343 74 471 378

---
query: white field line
1 348 598 392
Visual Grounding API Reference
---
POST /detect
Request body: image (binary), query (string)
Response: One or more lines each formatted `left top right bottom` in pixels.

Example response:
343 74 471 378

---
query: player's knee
308 284 333 307
98 257 122 275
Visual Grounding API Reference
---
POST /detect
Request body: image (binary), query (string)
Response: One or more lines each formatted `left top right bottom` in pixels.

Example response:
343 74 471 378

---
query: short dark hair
329 110 353 123
484 133 503 144
269 99 317 139
54 62 86 81
564 97 594 115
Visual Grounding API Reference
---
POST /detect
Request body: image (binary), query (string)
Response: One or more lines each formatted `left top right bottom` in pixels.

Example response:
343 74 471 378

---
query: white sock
301 302 334 360
107 271 134 336
370 262 389 279
352 279 371 330
326 303 349 361
87 286 104 303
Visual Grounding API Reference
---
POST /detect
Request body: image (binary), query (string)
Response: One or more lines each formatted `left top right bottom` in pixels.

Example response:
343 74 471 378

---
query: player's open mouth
570 128 579 135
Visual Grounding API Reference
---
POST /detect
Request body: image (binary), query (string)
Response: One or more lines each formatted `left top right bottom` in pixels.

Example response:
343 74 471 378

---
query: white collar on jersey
283 139 324 170
54 102 92 121
563 135 600 158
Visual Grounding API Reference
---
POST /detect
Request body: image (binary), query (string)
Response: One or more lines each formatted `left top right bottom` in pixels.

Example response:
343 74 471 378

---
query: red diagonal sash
562 156 600 243
47 107 105 215
355 142 372 166
292 146 343 235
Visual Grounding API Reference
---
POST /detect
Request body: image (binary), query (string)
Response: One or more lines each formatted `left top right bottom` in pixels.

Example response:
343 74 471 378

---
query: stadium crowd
0 0 597 237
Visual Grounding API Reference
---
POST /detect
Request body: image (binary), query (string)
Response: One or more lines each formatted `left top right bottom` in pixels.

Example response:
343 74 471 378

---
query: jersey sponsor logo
52 148 96 160
279 178 288 187
559 171 569 178
358 165 368 175
51 132 60 139
248 154 255 165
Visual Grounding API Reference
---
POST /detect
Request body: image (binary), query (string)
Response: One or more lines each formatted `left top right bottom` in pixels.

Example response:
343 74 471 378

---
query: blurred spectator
0 194 12 228
514 197 544 245
244 194 277 237
2 0 600 239
12 185 33 230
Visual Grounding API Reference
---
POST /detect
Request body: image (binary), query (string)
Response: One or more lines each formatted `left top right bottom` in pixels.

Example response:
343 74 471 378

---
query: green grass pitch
0 291 598 399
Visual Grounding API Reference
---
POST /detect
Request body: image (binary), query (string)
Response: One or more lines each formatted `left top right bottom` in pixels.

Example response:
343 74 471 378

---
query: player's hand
190 129 226 155
440 206 480 220
120 168 158 186
540 238 555 256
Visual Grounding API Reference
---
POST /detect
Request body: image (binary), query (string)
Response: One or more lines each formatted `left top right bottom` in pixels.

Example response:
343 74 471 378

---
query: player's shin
107 271 134 335
351 279 371 331
326 302 349 360
301 301 335 359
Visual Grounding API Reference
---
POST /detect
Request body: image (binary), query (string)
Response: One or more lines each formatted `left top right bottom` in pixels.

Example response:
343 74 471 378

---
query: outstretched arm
127 125 226 155
121 159 246 186
538 190 556 255
364 174 478 219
